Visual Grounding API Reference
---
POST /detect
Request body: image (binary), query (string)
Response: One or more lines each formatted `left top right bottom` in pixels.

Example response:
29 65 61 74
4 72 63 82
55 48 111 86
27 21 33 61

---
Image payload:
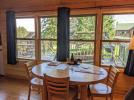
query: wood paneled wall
0 9 27 79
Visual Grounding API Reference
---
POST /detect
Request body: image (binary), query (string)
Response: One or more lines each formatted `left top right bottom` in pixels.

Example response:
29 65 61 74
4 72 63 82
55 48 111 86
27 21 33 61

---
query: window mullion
94 10 103 66
35 16 41 61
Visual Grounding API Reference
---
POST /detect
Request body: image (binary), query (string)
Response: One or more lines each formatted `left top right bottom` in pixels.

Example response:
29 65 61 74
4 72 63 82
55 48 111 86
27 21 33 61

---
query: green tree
40 16 115 62
70 16 95 40
103 15 115 39
69 16 96 56
41 18 57 56
41 18 57 39
41 16 115 40
17 26 29 38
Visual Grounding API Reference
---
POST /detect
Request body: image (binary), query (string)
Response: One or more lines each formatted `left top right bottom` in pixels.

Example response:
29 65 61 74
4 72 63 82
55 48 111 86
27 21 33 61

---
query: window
16 18 35 59
40 17 57 61
101 14 134 67
15 11 133 68
70 16 96 64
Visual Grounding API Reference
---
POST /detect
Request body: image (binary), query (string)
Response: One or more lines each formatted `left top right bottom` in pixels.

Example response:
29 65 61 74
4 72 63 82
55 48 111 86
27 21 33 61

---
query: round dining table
32 62 108 100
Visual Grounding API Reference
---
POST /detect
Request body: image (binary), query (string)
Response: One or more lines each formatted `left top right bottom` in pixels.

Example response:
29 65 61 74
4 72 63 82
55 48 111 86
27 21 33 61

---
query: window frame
15 7 134 68
16 17 36 60
101 13 132 68
39 16 57 61
69 15 97 64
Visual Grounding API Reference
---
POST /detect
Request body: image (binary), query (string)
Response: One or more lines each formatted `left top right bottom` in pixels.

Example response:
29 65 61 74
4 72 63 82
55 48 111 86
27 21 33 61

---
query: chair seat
89 83 112 95
31 77 43 86
50 89 77 100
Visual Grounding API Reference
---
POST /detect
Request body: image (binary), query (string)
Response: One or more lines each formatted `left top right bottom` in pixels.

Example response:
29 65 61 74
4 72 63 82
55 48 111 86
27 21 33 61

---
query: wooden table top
32 62 108 85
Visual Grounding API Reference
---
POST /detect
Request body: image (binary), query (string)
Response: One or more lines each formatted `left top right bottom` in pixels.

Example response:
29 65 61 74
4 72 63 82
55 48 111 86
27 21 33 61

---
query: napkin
56 64 68 70
73 67 104 75
48 61 61 66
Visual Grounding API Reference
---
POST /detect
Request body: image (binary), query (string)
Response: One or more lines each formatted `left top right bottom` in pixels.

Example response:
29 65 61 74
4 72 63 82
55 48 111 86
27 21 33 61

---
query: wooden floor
0 71 134 100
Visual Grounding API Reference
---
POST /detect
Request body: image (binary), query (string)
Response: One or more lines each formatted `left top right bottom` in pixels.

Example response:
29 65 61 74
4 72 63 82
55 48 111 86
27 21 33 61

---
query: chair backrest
24 60 42 81
107 65 120 93
44 74 69 100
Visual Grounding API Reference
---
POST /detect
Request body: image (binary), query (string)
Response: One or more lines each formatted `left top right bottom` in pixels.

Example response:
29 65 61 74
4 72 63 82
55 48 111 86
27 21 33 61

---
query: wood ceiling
1 0 134 11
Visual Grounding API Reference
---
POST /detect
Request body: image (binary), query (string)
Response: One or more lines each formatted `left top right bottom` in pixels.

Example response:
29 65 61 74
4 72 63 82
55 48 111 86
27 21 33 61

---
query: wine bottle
70 53 74 62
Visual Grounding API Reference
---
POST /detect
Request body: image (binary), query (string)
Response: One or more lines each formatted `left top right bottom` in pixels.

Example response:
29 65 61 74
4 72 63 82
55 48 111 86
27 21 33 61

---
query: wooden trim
102 40 130 42
14 4 134 17
16 59 34 61
101 6 134 14
16 38 35 40
16 16 35 19
94 9 103 66
14 2 134 17
41 39 57 41
37 16 41 61
101 64 125 69
41 39 94 42
16 10 57 17
35 16 40 60
70 39 94 42
70 8 98 15
17 58 35 60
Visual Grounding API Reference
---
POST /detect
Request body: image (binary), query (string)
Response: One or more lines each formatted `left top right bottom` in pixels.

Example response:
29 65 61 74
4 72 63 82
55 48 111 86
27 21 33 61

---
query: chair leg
41 88 44 100
88 95 90 100
38 87 40 94
110 95 113 100
76 86 79 100
88 87 91 100
91 95 93 100
48 93 52 100
88 96 91 100
106 96 108 100
42 87 48 100
28 84 31 100
74 94 77 100
88 93 91 100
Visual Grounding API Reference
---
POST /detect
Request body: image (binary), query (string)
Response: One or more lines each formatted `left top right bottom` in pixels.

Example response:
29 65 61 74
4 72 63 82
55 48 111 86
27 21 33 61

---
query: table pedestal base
80 84 88 100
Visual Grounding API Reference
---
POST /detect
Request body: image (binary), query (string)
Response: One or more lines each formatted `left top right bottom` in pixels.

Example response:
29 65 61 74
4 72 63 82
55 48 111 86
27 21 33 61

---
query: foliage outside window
101 14 134 67
40 17 57 61
15 13 132 68
16 18 35 59
70 16 95 64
